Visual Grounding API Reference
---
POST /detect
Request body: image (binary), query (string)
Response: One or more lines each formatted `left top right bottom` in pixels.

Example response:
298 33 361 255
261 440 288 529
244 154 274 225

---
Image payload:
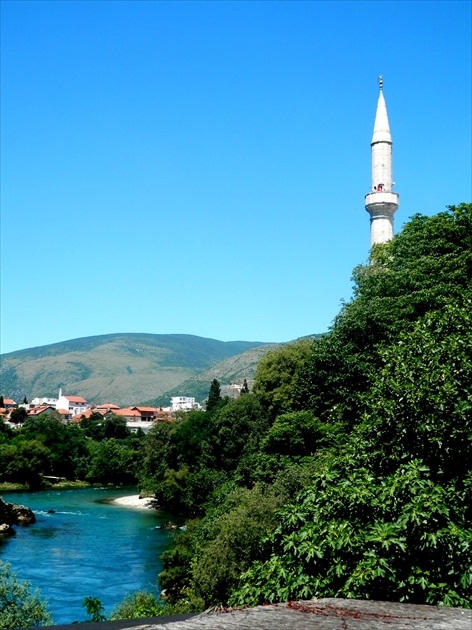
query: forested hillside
1 204 470 621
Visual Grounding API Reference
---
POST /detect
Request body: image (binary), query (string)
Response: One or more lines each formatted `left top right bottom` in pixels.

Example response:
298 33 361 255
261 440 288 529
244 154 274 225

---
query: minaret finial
379 75 383 91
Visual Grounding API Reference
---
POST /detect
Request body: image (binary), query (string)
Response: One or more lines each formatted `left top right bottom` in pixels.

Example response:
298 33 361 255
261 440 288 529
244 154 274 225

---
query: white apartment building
171 396 200 412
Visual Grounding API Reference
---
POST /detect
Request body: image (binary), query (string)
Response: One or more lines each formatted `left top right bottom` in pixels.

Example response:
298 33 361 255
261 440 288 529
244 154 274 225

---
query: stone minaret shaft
365 76 399 246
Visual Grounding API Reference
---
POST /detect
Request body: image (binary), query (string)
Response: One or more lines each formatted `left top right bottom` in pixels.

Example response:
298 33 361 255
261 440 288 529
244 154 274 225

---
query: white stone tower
365 76 399 246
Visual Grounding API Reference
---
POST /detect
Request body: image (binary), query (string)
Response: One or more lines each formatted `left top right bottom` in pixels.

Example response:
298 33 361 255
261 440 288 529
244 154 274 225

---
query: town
0 382 250 433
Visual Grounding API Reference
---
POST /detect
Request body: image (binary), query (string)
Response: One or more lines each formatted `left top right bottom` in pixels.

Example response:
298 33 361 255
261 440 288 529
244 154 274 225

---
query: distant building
56 408 74 423
56 394 88 417
130 406 156 422
111 407 158 434
126 421 155 435
221 380 252 399
113 408 141 422
171 396 201 412
155 408 173 422
27 405 56 418
94 403 120 414
26 404 73 423
31 396 57 408
2 398 16 409
221 383 242 399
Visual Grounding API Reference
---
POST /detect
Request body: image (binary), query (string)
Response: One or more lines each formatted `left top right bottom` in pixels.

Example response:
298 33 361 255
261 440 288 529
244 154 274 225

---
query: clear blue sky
1 0 471 354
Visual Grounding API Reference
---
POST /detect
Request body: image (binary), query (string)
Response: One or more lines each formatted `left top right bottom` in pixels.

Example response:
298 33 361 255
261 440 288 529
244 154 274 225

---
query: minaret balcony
365 190 399 215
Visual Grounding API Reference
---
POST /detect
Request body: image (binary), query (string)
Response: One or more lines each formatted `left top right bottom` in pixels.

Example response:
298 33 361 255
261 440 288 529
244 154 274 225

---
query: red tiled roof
3 399 16 405
77 410 96 419
27 405 54 416
131 406 156 413
95 403 120 409
56 408 72 416
65 396 87 403
114 408 141 418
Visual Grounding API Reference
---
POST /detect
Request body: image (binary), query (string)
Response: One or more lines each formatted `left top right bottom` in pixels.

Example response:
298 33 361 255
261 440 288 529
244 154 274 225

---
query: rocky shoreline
0 496 36 534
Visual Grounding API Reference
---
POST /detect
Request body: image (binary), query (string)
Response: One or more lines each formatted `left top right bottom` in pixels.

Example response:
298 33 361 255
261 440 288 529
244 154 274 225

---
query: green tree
9 407 28 424
231 291 472 610
212 395 270 476
0 561 53 628
231 461 471 608
159 519 203 604
261 411 324 457
206 379 222 413
0 396 4 408
82 596 106 622
103 414 131 439
139 421 175 496
0 420 12 439
80 412 106 440
253 338 313 419
358 297 472 482
293 203 472 427
110 591 163 619
22 414 90 480
87 439 138 484
171 410 215 470
189 485 281 606
2 440 52 488
240 379 250 395
147 205 472 612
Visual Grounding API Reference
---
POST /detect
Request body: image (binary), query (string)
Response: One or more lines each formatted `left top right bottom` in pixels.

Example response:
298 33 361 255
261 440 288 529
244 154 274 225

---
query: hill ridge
0 333 277 407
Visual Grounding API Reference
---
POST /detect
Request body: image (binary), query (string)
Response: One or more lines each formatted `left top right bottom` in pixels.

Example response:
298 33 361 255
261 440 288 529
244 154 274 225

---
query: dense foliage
0 561 53 628
0 413 144 488
149 204 472 611
2 203 470 618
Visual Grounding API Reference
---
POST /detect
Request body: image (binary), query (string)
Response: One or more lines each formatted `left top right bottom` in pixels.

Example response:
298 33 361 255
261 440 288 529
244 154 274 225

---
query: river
0 486 178 624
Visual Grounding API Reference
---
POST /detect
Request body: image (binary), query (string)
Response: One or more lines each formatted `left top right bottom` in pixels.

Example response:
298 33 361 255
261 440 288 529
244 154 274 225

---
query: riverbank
0 480 91 493
111 494 160 509
2 486 169 624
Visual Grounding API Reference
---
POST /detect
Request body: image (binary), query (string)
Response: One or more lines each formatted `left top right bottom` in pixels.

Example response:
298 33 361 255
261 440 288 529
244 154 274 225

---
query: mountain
0 333 274 407
144 343 281 406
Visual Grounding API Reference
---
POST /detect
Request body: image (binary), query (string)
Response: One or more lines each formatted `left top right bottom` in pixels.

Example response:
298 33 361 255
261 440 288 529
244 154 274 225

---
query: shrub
0 561 53 628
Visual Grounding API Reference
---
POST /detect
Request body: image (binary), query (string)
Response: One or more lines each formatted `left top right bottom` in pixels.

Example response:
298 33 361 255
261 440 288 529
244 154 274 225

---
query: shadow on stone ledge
38 598 472 630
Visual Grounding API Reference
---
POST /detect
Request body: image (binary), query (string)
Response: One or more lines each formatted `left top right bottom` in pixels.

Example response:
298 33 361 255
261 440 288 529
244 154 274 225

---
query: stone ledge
39 599 472 630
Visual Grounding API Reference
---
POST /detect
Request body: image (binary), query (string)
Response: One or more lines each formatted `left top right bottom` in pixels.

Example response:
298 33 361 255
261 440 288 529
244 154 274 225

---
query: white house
31 396 58 408
56 394 88 417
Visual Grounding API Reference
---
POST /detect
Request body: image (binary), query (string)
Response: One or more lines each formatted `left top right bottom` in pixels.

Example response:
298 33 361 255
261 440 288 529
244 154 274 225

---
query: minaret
365 76 399 246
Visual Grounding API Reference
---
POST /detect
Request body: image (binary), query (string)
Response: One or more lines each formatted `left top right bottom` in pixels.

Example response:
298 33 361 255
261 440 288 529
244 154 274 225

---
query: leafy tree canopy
293 203 472 426
0 561 53 628
253 338 313 419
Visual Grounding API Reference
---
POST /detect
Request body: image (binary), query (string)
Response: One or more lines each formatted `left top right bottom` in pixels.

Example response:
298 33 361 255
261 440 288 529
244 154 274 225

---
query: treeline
138 204 471 614
0 412 144 488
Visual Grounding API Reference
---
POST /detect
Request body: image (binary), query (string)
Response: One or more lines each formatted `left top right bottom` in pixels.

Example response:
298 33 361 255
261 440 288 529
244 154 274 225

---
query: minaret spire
365 76 399 246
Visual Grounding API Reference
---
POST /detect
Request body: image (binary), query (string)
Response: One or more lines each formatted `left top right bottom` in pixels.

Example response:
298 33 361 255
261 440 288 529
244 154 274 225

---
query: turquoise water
0 487 177 624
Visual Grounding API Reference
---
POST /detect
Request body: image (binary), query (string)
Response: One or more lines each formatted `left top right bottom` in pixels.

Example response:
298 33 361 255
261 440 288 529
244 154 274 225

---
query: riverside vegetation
1 203 470 626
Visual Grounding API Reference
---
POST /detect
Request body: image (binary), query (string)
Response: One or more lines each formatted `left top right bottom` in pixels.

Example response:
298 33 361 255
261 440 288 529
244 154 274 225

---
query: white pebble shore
111 494 156 509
